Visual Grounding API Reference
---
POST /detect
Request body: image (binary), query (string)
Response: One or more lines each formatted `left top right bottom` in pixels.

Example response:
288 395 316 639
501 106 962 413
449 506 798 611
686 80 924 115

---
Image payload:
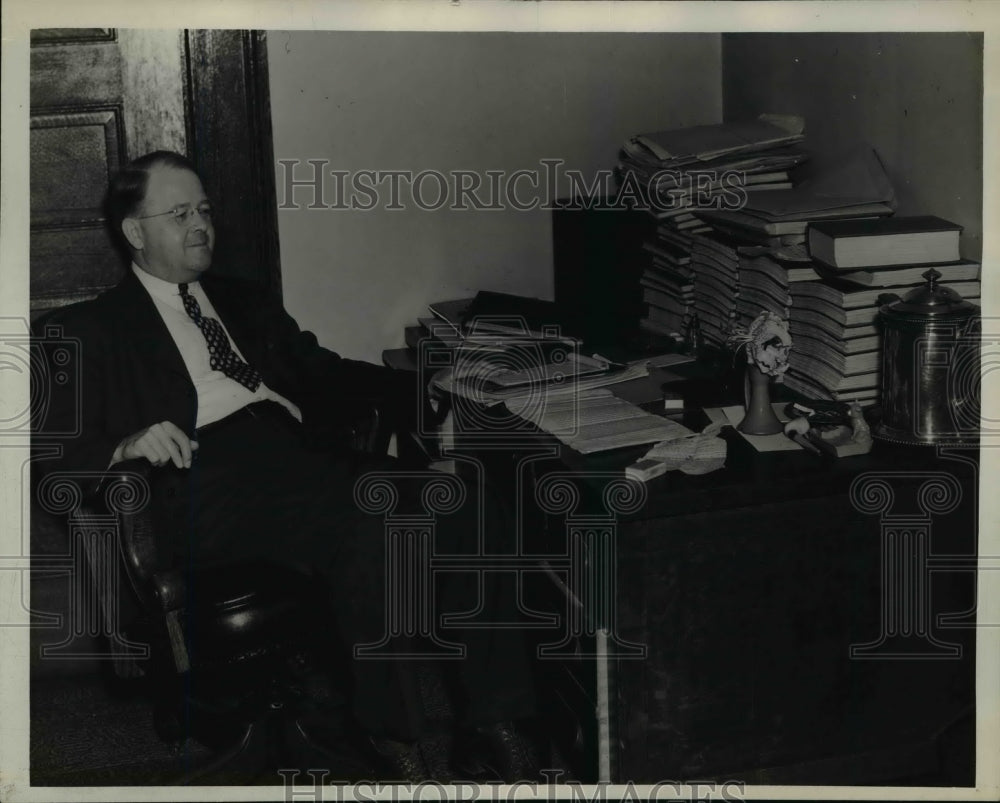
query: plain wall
268 31 722 363
723 33 983 262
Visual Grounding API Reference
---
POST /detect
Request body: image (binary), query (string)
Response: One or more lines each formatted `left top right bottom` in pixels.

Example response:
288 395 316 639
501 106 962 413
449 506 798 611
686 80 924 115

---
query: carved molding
31 29 117 48
30 105 125 229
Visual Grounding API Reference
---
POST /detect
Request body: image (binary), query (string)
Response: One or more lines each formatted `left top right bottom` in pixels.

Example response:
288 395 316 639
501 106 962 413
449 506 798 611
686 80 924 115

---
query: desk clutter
422 295 657 407
625 424 728 480
614 118 982 407
407 292 720 457
402 289 871 463
399 111 983 453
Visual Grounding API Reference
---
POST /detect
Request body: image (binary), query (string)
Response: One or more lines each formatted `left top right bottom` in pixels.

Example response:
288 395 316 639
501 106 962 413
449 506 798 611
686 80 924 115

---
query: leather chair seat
171 561 317 669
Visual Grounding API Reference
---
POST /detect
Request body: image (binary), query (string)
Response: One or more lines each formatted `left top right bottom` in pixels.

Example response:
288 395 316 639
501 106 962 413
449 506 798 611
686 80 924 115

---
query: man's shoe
453 720 541 783
369 736 431 783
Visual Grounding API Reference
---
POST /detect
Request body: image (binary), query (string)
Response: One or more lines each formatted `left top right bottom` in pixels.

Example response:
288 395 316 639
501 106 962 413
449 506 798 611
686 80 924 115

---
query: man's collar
132 263 201 303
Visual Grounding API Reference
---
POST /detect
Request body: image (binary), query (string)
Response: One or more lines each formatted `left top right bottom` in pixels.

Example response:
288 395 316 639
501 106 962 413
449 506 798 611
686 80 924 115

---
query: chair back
32 305 166 631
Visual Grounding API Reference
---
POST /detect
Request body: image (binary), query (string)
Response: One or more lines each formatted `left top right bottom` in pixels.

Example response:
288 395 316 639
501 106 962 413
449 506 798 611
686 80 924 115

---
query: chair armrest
149 568 188 613
81 460 194 671
88 458 152 506
80 459 164 612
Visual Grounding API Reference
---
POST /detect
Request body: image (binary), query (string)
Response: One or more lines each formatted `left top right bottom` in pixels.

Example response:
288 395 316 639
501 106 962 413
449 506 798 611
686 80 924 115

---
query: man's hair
105 150 199 244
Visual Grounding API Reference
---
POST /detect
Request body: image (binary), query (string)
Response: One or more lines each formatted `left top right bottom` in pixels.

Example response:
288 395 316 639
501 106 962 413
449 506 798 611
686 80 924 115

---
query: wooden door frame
29 28 282 313
185 29 282 297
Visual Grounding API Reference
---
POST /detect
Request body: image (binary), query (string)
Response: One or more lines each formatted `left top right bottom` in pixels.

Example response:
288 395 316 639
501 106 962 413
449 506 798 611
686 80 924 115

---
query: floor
30 661 562 786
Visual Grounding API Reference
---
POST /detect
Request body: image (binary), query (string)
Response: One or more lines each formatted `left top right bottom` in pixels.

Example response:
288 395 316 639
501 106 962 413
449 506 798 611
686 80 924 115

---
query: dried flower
728 311 792 380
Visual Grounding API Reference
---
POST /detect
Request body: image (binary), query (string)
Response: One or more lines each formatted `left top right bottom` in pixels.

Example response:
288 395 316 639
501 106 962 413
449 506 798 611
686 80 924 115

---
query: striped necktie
178 283 262 391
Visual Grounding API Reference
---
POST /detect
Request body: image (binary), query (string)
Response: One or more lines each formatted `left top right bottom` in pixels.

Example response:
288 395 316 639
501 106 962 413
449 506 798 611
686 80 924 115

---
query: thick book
808 215 962 269
642 278 694 303
740 268 794 299
694 285 737 317
789 305 880 334
700 208 810 236
700 205 894 236
828 259 980 288
787 353 878 393
691 252 740 281
695 277 740 309
690 231 745 263
700 219 808 249
783 367 880 404
791 278 980 310
786 264 824 282
737 285 790 315
642 239 691 265
656 227 695 251
792 333 880 374
738 251 822 282
789 325 880 355
645 262 694 288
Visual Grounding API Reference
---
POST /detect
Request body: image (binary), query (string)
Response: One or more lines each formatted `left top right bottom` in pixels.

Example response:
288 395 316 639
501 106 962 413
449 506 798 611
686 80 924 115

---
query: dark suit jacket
34 269 414 494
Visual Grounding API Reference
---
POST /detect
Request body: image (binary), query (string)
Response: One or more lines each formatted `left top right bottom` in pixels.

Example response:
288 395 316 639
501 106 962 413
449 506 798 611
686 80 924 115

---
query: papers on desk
507 388 692 454
485 353 609 389
433 356 651 407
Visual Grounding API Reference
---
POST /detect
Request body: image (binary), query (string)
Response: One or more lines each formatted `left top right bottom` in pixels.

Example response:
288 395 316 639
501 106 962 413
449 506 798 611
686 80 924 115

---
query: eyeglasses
135 203 213 226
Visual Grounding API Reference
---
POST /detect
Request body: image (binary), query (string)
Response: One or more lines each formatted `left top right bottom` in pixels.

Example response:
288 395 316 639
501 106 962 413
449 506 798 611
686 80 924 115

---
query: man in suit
38 150 538 782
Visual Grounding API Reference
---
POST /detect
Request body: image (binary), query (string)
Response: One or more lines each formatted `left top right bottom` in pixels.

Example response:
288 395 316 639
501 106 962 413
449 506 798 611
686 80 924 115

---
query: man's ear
121 218 143 251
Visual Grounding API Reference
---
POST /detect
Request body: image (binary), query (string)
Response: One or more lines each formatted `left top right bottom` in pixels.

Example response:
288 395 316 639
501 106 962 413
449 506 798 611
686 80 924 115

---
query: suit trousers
162 402 536 742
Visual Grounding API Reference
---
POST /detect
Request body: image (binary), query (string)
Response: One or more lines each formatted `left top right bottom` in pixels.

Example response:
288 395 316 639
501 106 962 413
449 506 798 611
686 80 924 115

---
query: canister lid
880 268 979 319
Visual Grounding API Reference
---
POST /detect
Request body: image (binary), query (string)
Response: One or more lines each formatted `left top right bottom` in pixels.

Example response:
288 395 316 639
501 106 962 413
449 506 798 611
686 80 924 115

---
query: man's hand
112 421 199 469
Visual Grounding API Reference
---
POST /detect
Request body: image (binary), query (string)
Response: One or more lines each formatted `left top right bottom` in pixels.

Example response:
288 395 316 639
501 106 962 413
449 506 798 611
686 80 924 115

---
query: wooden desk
383 348 978 786
524 436 977 785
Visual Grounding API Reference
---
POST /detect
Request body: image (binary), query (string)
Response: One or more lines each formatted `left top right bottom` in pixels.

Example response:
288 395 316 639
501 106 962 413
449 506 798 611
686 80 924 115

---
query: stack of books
689 232 743 346
686 233 820 347
782 215 981 403
639 233 695 337
618 114 808 233
621 115 810 342
697 147 897 254
785 280 906 403
733 250 820 329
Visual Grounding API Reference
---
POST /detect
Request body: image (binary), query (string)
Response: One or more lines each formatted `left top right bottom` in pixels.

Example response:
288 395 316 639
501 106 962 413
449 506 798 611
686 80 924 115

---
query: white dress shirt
133 264 302 428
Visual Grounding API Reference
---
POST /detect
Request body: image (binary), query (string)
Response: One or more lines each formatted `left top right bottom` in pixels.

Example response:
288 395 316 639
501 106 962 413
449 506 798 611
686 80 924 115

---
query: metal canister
875 268 980 445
